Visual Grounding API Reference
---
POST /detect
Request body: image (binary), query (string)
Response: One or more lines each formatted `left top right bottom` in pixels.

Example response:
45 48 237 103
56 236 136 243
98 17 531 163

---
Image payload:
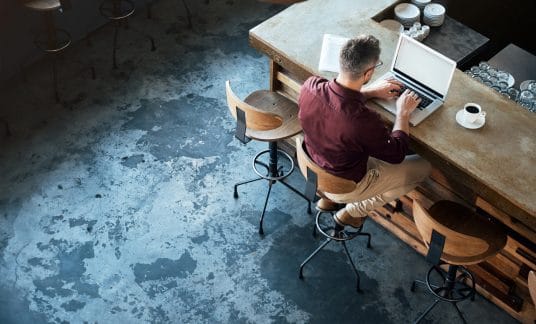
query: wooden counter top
249 0 536 229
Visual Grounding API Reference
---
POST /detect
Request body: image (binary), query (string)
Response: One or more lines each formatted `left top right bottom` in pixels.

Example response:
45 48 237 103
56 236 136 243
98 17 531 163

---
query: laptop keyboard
398 85 433 110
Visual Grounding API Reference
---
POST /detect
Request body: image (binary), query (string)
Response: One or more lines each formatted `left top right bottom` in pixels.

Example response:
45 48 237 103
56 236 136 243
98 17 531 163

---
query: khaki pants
325 155 431 218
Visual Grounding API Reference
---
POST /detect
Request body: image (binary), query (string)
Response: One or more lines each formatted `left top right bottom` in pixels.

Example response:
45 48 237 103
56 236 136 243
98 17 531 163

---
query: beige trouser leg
325 155 431 218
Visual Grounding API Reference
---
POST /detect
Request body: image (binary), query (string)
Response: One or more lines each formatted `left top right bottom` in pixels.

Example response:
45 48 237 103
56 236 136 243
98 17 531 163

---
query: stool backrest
413 200 505 265
295 137 357 195
225 81 283 131
529 271 536 307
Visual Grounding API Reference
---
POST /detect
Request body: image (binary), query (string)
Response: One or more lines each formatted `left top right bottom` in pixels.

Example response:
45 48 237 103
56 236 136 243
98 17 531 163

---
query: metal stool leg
299 238 332 279
453 303 468 324
411 279 439 292
355 231 372 248
51 54 60 102
341 240 362 292
233 176 264 198
414 299 440 324
180 0 192 28
279 179 312 214
112 21 119 69
258 181 274 235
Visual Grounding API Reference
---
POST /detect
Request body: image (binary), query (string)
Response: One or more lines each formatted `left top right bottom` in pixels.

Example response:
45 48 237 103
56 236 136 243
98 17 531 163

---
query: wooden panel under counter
249 0 536 322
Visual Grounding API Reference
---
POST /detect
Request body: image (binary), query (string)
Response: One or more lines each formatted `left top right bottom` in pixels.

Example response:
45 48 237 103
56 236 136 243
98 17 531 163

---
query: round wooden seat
225 82 301 142
414 200 507 265
21 0 61 11
243 90 301 141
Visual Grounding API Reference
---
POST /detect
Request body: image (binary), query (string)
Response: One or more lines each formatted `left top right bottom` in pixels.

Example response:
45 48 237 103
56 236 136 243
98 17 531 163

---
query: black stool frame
100 0 156 69
297 167 372 292
411 230 476 324
232 108 312 235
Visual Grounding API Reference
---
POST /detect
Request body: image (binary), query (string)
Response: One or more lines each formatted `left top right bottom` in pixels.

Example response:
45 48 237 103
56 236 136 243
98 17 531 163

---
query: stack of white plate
411 0 431 10
423 3 446 27
394 3 420 28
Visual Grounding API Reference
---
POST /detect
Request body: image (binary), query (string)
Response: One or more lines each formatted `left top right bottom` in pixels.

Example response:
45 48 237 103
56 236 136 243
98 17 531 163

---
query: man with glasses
298 34 431 228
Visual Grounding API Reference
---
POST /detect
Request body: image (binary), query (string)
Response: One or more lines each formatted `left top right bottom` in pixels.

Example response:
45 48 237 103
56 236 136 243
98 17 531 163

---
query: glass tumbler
478 71 490 81
470 66 480 74
507 87 520 101
478 61 490 71
518 90 534 109
528 81 536 94
496 71 509 82
498 81 509 91
487 76 499 86
487 67 497 77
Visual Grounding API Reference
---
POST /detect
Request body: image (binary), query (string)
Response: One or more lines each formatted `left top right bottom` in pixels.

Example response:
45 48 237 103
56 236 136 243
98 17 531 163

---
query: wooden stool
295 137 371 292
529 271 536 308
99 0 156 69
225 81 311 235
21 0 72 102
411 200 507 323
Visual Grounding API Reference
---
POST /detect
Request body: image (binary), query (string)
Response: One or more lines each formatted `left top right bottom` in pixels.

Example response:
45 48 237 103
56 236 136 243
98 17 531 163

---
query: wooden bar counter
249 0 536 321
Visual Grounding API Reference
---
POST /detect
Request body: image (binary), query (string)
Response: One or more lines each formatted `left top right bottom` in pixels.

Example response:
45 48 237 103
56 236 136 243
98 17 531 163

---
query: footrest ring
315 211 363 242
252 148 295 181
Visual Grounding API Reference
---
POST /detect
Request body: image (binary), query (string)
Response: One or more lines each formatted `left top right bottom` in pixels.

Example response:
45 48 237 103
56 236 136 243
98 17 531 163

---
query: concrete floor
0 0 518 323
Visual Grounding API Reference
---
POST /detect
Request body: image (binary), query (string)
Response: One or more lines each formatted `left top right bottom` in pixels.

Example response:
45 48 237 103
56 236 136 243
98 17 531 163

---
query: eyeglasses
373 60 383 69
362 60 383 75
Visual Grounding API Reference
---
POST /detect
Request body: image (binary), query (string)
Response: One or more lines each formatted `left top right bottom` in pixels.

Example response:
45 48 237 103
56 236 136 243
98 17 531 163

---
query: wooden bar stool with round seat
410 200 507 323
225 80 311 235
99 0 156 69
295 137 372 292
21 0 73 102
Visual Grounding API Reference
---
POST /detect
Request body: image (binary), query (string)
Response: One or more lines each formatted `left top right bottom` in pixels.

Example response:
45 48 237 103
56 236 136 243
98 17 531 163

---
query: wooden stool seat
414 200 507 265
21 0 61 11
239 90 301 142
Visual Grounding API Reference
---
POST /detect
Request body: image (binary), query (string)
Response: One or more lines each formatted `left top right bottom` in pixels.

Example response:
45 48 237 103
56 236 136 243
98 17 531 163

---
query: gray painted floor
0 0 518 323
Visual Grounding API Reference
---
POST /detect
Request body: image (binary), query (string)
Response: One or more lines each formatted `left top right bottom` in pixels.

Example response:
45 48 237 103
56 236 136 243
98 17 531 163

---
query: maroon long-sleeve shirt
298 76 409 182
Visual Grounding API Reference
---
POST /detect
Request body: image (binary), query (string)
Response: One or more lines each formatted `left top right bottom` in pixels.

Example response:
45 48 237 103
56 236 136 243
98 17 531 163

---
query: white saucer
455 109 485 129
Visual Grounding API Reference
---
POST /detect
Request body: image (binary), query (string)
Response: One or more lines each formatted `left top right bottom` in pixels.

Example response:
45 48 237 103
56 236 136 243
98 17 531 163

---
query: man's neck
335 74 365 92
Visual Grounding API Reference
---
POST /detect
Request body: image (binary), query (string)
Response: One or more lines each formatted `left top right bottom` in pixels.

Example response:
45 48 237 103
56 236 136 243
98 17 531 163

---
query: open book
318 34 349 73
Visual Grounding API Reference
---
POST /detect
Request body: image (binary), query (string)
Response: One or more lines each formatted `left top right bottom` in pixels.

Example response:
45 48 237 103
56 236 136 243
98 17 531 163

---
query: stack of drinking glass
465 62 536 112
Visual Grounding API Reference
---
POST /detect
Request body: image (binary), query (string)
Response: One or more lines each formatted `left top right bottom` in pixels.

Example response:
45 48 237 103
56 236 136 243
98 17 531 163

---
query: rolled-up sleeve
359 117 409 164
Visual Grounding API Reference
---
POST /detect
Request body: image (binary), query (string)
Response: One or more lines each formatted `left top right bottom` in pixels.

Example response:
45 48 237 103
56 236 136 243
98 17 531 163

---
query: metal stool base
100 0 156 69
299 211 372 292
411 264 476 324
234 141 312 235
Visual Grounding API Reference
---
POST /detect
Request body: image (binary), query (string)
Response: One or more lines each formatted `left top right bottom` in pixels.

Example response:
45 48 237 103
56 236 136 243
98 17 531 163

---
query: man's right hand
395 89 421 119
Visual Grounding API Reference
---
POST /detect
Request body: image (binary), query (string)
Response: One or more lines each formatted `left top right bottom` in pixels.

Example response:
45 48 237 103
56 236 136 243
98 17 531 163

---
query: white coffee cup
463 103 486 123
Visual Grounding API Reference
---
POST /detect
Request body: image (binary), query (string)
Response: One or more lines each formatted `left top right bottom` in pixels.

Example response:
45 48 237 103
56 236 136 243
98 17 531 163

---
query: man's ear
363 68 374 81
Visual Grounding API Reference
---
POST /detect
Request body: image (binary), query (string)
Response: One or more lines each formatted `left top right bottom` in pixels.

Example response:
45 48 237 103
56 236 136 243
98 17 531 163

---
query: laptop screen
392 35 456 100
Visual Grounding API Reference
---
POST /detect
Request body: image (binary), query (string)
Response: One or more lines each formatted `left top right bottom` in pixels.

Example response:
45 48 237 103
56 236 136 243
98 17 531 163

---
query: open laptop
371 34 457 126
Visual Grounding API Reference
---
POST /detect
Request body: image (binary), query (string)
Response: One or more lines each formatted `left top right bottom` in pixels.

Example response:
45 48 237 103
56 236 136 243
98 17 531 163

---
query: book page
318 34 349 73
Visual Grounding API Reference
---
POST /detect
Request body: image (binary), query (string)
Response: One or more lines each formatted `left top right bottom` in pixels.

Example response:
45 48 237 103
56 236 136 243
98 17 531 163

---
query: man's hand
396 89 421 118
362 78 403 100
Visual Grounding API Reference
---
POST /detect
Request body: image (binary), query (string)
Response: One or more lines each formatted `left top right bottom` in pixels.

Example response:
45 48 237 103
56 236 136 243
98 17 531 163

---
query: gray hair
339 35 381 80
